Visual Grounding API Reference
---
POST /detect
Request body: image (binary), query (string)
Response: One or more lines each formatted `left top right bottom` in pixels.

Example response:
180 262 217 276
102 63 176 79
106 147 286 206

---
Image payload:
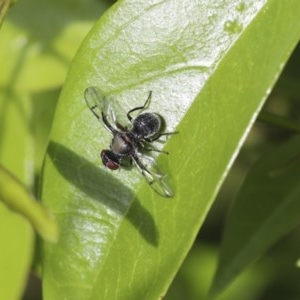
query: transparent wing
133 153 173 198
84 86 117 131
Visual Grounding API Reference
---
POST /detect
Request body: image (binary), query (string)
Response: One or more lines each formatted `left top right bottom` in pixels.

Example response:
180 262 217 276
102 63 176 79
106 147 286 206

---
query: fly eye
106 160 119 170
101 150 119 170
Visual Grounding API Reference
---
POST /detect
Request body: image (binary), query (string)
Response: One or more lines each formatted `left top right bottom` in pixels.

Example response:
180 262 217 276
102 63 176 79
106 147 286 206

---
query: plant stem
258 111 300 134
0 0 14 29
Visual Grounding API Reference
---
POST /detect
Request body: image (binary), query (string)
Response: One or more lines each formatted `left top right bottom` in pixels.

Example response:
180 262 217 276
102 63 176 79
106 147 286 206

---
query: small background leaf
0 203 34 300
0 0 111 183
210 136 300 297
0 165 58 241
0 0 112 298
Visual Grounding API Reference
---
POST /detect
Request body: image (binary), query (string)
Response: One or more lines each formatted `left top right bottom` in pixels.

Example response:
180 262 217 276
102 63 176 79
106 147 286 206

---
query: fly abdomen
132 113 161 139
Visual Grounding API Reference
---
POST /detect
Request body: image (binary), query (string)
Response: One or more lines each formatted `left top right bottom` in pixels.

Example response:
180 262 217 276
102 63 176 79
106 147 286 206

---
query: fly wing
133 153 173 198
84 86 117 131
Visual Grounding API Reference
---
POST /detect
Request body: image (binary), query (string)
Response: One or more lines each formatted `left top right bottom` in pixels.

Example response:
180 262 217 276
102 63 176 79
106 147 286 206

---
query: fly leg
126 91 152 121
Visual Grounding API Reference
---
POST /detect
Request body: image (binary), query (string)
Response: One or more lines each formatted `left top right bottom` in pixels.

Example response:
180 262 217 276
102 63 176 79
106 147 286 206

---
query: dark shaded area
47 141 159 246
22 273 41 300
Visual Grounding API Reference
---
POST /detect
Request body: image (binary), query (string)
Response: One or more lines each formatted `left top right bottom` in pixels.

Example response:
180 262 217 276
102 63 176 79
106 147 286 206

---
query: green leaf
0 202 33 299
41 1 300 299
0 0 13 29
0 164 58 241
0 0 107 186
0 165 35 299
0 0 111 185
166 245 271 300
0 165 57 297
0 90 33 183
0 1 110 298
0 0 111 91
209 137 300 298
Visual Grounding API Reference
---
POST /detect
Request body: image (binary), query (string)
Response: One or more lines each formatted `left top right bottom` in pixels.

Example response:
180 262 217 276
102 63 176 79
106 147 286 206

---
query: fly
84 86 177 197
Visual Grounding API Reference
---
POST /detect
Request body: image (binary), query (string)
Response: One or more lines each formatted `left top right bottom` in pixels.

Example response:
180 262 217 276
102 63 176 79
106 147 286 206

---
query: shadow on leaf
47 141 158 246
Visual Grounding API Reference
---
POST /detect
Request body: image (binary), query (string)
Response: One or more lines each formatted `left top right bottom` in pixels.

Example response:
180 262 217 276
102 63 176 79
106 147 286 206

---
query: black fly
84 87 177 197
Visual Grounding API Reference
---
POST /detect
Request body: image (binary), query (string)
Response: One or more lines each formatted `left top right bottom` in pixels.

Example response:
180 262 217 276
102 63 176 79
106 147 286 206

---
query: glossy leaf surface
41 1 300 299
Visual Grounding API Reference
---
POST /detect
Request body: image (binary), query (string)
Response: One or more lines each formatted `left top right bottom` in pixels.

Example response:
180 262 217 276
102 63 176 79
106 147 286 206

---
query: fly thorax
110 133 131 155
